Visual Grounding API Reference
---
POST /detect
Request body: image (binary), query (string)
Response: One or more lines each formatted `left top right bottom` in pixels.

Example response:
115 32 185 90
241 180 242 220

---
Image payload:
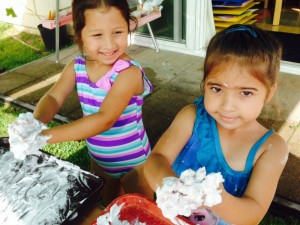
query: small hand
155 168 224 221
8 112 51 160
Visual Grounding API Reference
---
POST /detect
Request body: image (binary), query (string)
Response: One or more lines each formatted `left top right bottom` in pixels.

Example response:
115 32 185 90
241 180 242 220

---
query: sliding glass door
135 0 186 44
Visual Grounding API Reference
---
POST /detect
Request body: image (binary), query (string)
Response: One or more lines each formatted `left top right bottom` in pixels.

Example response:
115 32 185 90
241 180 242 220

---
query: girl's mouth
220 115 237 123
101 50 117 56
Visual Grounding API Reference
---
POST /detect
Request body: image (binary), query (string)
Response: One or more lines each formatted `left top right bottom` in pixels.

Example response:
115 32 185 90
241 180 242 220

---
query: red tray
91 194 194 225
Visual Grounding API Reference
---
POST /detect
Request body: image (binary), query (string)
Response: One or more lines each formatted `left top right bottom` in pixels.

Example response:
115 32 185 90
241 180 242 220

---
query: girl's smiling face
81 6 129 65
204 63 275 130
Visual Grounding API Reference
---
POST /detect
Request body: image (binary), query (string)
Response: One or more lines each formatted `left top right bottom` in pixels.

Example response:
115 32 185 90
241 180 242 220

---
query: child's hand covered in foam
8 112 51 160
156 167 224 222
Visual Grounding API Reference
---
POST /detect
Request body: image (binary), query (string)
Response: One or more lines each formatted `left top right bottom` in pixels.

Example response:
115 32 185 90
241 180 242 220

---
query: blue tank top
172 97 274 197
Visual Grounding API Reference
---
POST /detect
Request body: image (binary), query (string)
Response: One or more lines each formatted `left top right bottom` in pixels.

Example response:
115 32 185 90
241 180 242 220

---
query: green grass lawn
0 102 90 171
0 22 50 73
0 22 73 73
0 103 299 224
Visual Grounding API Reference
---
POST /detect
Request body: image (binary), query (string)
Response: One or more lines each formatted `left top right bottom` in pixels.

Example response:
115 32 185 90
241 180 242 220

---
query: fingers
8 112 51 160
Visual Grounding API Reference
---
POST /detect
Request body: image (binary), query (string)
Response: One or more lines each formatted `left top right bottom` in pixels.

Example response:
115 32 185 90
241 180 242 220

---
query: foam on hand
8 112 51 160
156 168 224 222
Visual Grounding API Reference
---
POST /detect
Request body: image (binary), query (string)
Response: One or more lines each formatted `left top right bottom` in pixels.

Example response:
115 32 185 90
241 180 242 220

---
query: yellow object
48 10 56 20
214 14 258 27
244 19 257 25
216 19 257 32
213 2 259 15
213 0 253 8
214 9 257 22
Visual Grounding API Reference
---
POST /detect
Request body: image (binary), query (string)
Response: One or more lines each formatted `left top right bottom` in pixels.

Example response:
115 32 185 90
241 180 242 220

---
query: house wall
0 0 71 34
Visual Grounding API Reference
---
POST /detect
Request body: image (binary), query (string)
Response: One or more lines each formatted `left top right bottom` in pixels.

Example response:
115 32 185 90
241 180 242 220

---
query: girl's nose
103 35 116 49
220 94 236 111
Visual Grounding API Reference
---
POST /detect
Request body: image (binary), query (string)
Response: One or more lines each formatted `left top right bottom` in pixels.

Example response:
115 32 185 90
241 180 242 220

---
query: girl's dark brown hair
201 24 282 93
72 0 138 54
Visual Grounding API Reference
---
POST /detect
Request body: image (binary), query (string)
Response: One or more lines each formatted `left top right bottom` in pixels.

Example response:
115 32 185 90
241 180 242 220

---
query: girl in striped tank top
31 0 153 204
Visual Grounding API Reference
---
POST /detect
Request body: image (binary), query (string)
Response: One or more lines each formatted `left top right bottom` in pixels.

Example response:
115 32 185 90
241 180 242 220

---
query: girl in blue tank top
144 25 289 225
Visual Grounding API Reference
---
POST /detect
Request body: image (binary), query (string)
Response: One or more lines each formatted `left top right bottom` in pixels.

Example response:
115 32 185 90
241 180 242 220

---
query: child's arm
33 60 76 124
210 134 289 225
39 65 144 143
144 104 196 191
144 103 288 224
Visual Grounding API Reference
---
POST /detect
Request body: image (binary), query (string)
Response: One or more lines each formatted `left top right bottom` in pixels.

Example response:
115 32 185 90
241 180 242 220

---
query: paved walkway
0 45 299 218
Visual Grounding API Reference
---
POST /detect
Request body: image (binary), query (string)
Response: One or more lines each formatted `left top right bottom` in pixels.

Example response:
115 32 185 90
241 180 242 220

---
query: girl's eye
92 33 102 37
211 87 222 93
241 91 253 96
114 31 123 35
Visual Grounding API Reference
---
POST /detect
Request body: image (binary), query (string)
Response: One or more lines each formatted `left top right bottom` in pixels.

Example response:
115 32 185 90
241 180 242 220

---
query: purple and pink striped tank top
74 56 153 178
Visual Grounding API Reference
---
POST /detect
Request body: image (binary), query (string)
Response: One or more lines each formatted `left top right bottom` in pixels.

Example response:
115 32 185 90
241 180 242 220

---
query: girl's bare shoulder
172 104 197 127
262 132 289 163
177 104 196 117
269 132 288 151
61 59 76 74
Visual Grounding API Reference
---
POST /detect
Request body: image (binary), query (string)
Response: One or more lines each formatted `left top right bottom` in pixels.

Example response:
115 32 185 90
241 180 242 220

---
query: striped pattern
74 56 153 178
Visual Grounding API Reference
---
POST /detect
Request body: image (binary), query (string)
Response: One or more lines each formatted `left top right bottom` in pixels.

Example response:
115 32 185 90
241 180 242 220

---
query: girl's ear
265 83 277 103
